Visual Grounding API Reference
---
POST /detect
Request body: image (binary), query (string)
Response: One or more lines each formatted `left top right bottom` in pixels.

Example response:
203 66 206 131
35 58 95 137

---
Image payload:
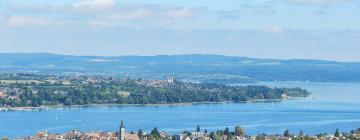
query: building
191 132 204 137
119 120 126 140
0 90 5 99
118 120 140 140
176 134 190 140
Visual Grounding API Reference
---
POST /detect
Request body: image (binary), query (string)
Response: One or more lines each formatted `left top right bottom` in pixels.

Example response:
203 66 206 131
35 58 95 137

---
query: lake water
1 82 360 138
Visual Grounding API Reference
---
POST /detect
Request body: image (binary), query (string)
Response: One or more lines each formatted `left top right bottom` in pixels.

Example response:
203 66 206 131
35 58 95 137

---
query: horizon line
0 52 359 63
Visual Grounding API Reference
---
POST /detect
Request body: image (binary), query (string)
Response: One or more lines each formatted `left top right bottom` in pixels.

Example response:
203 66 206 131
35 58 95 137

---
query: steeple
120 120 125 128
119 120 125 140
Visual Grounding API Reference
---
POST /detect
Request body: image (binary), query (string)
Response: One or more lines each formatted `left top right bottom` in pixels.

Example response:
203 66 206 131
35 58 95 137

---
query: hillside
1 53 360 82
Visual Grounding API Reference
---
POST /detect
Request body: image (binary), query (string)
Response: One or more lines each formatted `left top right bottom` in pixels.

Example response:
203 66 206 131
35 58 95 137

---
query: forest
0 74 311 107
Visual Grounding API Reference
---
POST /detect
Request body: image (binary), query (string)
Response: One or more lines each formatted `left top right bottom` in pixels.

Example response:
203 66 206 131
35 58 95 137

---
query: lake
1 82 360 138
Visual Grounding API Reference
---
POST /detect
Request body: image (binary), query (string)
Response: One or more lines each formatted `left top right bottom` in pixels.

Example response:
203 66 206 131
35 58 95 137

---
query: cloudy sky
0 0 359 61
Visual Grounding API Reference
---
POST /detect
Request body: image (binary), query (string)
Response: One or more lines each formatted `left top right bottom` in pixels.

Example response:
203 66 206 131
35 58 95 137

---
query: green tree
226 134 232 140
138 129 144 140
224 127 230 135
334 128 340 137
210 132 215 139
284 129 290 137
1 137 9 140
183 130 191 136
235 126 245 137
299 130 304 137
151 127 160 137
196 125 201 132
210 132 222 140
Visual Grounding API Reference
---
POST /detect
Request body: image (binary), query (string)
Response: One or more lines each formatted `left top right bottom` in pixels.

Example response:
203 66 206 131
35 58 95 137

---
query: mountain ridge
1 52 356 63
1 53 360 82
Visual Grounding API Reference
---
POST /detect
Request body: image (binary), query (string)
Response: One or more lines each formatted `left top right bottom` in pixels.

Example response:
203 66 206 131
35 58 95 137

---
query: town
4 121 359 140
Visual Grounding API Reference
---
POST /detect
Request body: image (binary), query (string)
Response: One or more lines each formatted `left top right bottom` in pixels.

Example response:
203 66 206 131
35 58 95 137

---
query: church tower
119 120 125 140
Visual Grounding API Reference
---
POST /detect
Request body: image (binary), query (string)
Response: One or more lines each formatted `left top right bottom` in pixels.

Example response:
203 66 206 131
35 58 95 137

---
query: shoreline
0 97 305 112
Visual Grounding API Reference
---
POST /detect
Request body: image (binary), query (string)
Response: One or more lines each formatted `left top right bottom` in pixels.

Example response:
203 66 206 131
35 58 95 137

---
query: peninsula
0 73 310 108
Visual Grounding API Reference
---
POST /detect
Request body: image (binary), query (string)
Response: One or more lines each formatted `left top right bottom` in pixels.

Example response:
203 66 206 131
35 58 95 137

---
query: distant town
3 121 359 140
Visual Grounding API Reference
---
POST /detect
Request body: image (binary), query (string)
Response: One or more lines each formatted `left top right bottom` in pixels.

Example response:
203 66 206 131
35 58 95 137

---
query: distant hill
1 53 360 82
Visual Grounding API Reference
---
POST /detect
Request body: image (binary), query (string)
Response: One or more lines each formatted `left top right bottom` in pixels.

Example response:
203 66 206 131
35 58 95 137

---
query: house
99 131 117 140
63 130 82 139
47 134 63 140
176 134 188 140
8 95 18 100
190 135 210 140
36 131 48 139
234 136 247 140
189 132 210 140
123 134 141 140
191 132 204 137
352 134 360 139
89 132 101 140
160 131 168 138
0 90 6 99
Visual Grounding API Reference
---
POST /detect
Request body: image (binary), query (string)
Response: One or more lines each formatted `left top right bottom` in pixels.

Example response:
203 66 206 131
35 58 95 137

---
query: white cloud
88 20 106 27
7 17 50 27
288 0 352 5
110 10 152 20
313 9 328 15
265 26 284 33
74 0 116 10
166 9 193 18
112 5 194 20
1 1 199 28
253 5 276 15
241 4 277 15
217 11 240 21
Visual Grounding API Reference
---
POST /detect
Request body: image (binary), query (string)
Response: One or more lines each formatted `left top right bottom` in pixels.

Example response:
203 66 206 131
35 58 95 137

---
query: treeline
0 76 311 107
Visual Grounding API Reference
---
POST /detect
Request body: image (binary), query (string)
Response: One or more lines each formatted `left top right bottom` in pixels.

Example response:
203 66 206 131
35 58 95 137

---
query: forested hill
0 74 311 107
1 53 360 82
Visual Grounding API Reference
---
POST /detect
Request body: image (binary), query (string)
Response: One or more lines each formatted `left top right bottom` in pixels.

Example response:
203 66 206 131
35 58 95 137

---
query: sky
0 0 360 61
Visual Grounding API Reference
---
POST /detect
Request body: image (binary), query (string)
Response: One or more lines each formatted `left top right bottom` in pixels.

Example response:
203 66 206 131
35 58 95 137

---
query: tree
284 129 290 137
224 127 230 135
1 137 9 140
299 130 304 137
235 126 245 137
138 129 144 139
334 128 340 137
151 127 160 137
210 132 215 139
226 133 232 140
210 132 222 140
181 130 191 136
316 133 324 138
196 125 201 132
256 134 266 140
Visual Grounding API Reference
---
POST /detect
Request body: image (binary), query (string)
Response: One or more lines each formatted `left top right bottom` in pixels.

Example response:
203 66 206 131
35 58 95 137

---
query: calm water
1 82 360 138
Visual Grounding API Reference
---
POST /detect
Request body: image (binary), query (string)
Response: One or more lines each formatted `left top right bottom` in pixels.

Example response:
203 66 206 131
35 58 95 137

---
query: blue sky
0 0 360 61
